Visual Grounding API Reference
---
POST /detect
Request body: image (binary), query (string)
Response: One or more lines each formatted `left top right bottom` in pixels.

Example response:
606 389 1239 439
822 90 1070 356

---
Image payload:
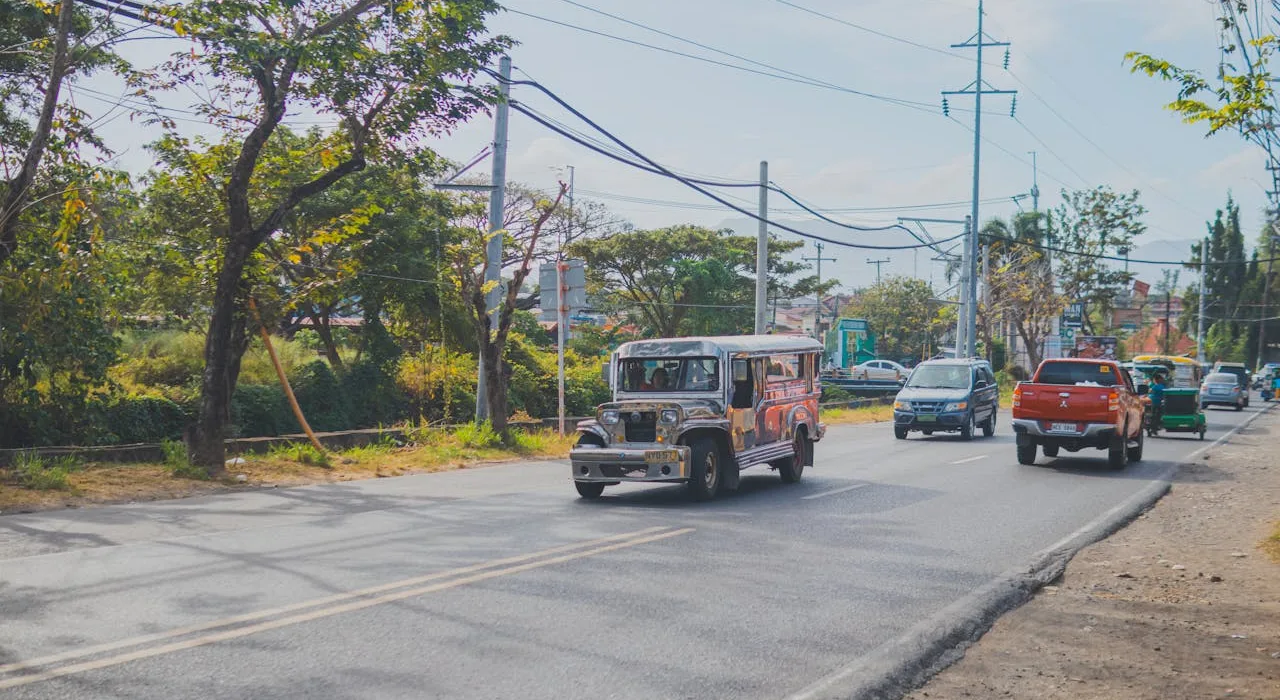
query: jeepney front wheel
686 437 723 501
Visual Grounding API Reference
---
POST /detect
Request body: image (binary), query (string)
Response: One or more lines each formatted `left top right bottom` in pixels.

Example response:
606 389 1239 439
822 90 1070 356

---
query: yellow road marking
0 526 685 686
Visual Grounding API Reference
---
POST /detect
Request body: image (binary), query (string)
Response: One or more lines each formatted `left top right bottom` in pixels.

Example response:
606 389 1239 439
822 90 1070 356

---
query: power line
499 75 966 249
772 0 969 62
504 7 946 116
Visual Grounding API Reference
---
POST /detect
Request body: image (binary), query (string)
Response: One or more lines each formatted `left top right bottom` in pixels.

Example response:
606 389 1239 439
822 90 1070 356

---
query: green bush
341 359 406 428
266 442 331 467
231 384 293 438
10 452 75 490
452 421 501 449
161 439 207 480
821 385 854 403
290 360 350 432
103 394 189 444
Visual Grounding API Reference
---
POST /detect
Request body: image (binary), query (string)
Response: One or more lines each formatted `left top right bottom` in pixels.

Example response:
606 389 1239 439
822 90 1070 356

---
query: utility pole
957 217 972 357
475 54 511 422
756 161 769 334
1261 221 1277 367
1163 290 1172 355
944 0 1015 360
1028 151 1040 213
866 257 890 284
556 165 574 436
803 242 836 339
1197 235 1208 365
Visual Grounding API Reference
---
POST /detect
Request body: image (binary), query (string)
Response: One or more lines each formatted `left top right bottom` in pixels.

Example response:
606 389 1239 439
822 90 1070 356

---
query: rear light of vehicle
1012 387 1022 408
1108 392 1119 411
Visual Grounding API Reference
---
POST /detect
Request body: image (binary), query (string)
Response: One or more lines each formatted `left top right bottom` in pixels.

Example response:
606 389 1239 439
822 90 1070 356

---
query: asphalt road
0 403 1268 700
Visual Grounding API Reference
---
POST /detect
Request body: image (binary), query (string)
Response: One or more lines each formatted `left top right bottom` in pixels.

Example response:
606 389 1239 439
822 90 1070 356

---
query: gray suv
892 358 1000 440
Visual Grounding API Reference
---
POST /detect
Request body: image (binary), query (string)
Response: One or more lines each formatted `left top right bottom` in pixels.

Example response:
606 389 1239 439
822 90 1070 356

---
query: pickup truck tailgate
1013 384 1116 425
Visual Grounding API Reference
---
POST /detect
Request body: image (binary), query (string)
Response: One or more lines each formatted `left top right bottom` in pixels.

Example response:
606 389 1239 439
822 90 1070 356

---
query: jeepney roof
615 335 823 359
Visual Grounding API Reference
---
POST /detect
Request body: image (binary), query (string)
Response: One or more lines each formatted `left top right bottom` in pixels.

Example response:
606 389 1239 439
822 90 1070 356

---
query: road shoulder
907 408 1280 699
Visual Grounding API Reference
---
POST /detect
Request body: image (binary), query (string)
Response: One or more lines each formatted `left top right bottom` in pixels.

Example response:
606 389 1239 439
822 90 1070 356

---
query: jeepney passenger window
731 360 754 409
767 354 802 383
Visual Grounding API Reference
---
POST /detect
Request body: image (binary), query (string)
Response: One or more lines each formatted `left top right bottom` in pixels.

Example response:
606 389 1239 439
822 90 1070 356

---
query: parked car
1201 371 1245 411
1011 358 1146 469
849 359 908 382
892 358 999 440
570 335 825 501
1212 362 1251 407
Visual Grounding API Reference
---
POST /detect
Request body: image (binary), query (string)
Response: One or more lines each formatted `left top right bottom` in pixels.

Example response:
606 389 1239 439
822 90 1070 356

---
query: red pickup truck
1011 358 1147 469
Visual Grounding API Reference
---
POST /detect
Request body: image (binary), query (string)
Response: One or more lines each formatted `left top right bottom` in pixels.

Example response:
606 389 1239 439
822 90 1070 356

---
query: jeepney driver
645 367 670 390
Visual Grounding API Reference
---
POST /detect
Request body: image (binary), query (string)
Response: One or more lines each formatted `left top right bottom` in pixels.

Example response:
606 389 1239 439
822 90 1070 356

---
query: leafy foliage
842 276 951 362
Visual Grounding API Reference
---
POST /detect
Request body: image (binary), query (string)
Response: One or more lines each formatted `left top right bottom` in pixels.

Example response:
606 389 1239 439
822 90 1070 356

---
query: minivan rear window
1036 362 1120 386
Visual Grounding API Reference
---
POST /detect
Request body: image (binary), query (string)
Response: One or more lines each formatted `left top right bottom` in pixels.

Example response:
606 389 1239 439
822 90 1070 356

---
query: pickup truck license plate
645 450 679 464
916 415 937 422
1049 422 1078 433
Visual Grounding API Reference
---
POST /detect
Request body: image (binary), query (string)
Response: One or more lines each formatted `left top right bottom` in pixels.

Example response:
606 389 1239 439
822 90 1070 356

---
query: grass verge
823 402 894 425
1263 519 1280 563
0 427 578 514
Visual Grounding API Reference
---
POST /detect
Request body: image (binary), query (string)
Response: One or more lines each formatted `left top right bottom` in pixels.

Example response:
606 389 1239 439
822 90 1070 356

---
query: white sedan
850 359 908 382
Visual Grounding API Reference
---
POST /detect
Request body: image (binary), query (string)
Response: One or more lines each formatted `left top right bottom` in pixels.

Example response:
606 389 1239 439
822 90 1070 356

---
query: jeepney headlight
660 409 679 424
944 401 968 412
601 409 620 425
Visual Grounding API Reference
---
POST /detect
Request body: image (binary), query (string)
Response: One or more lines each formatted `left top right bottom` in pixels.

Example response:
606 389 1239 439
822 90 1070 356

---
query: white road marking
802 483 870 500
950 454 988 465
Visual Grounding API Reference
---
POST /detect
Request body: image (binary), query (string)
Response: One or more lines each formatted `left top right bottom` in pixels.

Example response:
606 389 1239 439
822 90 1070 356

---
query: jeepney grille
912 401 944 414
1166 394 1197 413
623 412 657 442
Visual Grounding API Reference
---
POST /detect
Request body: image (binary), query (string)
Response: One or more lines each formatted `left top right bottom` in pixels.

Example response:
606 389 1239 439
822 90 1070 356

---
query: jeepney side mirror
1137 384 1149 396
600 362 610 383
732 359 750 383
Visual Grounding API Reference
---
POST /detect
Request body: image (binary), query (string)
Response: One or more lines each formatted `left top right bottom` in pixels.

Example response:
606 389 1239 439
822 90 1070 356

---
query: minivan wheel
982 410 996 437
960 411 975 441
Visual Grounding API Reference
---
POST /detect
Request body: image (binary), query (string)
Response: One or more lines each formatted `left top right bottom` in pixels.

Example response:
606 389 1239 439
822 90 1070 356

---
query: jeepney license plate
646 450 679 463
917 415 937 422
1049 422 1078 433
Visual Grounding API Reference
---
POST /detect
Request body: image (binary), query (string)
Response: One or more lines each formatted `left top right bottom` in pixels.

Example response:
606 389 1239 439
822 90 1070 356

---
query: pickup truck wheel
894 426 909 440
1127 425 1144 463
686 437 723 501
1042 444 1060 458
1108 428 1129 470
1016 442 1037 465
778 431 807 484
982 411 996 437
960 412 975 441
574 481 605 499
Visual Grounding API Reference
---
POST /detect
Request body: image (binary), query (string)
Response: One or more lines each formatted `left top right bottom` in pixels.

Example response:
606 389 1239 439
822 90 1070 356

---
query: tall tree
980 211 1059 368
150 0 509 469
843 276 950 362
569 226 833 338
1052 187 1147 334
450 183 567 434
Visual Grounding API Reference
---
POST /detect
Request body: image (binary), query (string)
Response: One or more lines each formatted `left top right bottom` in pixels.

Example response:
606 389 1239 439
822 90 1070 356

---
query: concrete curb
784 403 1275 700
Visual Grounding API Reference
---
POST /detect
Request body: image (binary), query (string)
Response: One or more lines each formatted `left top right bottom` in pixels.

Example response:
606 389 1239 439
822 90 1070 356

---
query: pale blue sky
87 0 1266 290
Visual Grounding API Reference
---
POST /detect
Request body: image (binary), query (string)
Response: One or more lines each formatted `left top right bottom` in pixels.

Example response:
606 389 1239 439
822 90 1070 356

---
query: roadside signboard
1072 335 1118 360
1062 303 1084 329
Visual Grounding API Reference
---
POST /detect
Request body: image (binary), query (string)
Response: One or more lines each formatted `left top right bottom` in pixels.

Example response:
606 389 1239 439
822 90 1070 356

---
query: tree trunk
481 338 508 433
1016 317 1043 370
310 308 343 369
190 242 252 470
0 0 75 268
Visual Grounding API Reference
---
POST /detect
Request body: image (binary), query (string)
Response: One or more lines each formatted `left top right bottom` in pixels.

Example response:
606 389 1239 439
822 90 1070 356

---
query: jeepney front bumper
570 444 691 483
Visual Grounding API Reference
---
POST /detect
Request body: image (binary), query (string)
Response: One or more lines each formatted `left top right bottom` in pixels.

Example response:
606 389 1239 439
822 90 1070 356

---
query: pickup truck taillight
1012 386 1021 408
1108 392 1119 411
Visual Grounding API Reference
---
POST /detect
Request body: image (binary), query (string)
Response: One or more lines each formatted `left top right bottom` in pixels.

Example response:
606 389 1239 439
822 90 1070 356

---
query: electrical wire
508 97 958 248
503 8 945 116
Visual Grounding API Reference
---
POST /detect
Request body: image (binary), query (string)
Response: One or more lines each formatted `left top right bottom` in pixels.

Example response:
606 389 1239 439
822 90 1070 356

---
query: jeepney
570 336 826 501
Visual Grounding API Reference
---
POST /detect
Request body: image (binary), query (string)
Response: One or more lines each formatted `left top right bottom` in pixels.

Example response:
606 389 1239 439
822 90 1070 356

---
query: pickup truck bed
1011 359 1146 469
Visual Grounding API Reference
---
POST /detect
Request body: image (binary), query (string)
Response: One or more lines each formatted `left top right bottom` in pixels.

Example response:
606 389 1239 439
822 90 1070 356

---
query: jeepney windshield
618 357 720 392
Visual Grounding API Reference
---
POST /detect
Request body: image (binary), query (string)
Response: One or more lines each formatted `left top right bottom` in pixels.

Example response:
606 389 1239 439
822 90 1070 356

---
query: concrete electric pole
1197 235 1208 364
943 0 1016 359
475 55 511 422
803 241 836 339
556 165 574 436
756 161 769 334
866 257 890 285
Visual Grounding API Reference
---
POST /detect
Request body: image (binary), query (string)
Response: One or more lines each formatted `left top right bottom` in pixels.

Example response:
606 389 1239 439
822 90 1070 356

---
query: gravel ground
907 407 1280 700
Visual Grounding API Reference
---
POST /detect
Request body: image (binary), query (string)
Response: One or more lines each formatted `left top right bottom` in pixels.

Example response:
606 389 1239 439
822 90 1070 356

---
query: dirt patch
907 409 1280 700
0 432 576 515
